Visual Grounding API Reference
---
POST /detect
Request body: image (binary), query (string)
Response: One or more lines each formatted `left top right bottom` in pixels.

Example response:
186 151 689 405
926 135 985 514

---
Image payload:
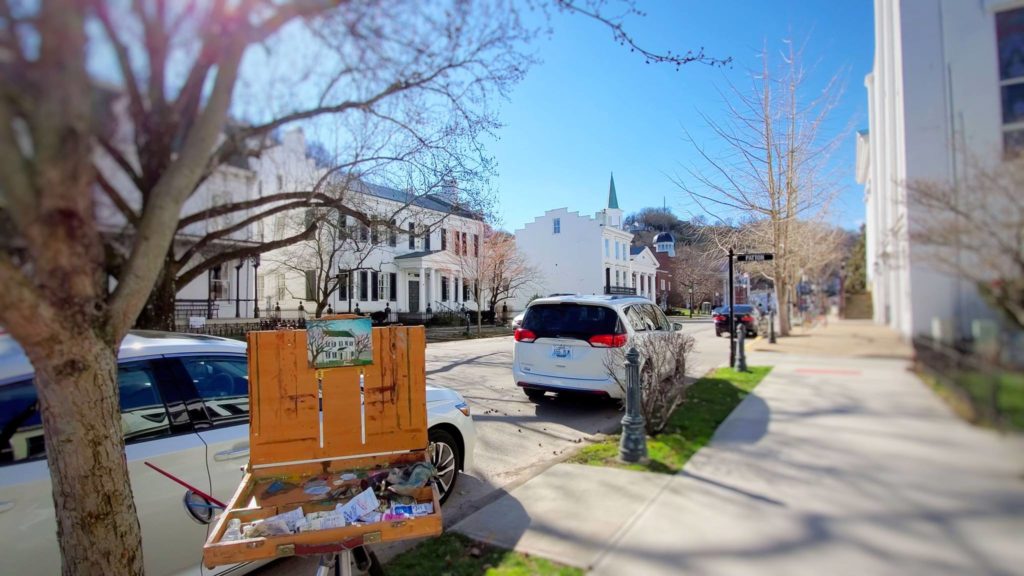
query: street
436 317 723 526
257 318 724 574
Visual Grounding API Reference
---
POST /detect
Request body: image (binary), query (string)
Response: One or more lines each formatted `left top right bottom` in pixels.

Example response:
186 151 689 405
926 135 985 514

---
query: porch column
455 273 461 304
396 270 404 312
418 267 426 313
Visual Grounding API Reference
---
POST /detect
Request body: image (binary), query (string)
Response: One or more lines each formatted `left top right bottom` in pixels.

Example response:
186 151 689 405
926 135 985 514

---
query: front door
408 280 420 312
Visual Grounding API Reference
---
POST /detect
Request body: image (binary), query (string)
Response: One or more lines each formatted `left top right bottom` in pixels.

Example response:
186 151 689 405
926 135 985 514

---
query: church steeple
601 172 624 229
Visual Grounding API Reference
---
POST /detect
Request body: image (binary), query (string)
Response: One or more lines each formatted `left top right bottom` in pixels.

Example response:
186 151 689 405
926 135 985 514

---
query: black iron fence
604 286 637 296
913 335 1023 431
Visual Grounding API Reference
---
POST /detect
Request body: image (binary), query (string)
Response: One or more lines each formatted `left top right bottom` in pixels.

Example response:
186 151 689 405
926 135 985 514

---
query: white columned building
859 0 1015 341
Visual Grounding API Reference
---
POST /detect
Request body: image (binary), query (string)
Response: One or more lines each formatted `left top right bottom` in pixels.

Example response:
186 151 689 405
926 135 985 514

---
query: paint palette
202 321 441 568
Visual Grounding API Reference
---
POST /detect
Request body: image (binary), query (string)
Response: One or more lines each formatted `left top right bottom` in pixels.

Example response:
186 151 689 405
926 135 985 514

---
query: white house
513 175 659 308
858 0 1016 341
322 330 356 362
260 129 487 317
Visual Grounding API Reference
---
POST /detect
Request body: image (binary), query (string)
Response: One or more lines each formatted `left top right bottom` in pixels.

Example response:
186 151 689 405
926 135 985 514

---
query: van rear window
523 304 621 340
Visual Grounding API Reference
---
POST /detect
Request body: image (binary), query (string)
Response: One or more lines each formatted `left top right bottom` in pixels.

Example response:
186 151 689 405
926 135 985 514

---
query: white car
512 295 683 400
0 331 475 576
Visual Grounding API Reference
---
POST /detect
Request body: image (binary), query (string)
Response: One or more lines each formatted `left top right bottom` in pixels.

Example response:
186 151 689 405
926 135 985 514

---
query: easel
301 539 383 576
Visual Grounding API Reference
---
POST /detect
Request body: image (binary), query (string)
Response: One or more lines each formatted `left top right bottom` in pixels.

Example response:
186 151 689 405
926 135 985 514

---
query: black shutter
339 273 348 300
371 272 379 301
305 270 317 301
359 271 368 301
441 228 447 250
473 234 479 257
389 219 397 247
389 273 397 301
408 223 415 249
424 228 431 250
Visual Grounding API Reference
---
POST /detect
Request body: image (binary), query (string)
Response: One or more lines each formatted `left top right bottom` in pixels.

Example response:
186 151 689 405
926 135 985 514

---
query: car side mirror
672 322 683 332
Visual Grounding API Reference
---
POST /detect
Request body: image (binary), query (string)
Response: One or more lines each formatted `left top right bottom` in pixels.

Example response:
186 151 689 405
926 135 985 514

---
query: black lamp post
251 254 261 318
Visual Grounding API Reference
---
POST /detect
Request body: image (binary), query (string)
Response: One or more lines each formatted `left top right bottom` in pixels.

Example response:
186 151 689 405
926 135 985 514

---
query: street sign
736 253 774 262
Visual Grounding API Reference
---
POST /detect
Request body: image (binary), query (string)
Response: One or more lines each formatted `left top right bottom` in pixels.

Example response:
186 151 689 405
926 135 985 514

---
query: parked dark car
714 305 759 337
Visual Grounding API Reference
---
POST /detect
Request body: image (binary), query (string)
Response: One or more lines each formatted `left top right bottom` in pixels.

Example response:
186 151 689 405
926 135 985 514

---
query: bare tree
0 0 728 571
479 229 539 315
908 156 1024 330
672 40 847 335
672 245 722 314
604 332 695 434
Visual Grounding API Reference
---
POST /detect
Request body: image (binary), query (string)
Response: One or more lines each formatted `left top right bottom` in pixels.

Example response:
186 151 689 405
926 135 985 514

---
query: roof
607 173 619 209
349 180 482 221
629 246 644 256
1 331 245 386
394 249 445 260
324 330 355 338
654 231 675 243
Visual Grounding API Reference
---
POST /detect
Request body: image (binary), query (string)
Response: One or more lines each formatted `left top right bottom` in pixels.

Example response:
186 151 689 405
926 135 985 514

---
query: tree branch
95 170 139 225
177 222 318 287
0 255 59 352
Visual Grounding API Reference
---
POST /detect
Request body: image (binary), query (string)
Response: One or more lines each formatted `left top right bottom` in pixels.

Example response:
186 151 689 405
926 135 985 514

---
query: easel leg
315 549 352 576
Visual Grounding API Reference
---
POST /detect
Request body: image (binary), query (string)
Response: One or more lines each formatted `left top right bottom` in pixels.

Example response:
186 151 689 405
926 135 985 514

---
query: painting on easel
306 317 373 368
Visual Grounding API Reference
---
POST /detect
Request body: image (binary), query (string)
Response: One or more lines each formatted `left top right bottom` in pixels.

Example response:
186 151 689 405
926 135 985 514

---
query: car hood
426 384 465 405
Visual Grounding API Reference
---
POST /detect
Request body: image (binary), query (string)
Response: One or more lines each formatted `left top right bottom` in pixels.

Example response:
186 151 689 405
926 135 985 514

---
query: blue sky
487 1 874 233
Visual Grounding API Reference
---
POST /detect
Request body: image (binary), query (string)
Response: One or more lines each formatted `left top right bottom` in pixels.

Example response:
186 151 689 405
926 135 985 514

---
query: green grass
569 366 772 474
922 369 1024 431
384 532 582 576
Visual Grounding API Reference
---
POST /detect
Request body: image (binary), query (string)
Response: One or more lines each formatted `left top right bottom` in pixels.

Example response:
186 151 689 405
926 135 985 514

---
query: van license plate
551 345 572 359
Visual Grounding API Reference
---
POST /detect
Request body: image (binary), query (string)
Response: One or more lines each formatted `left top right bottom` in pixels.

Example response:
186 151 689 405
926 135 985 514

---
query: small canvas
306 317 373 368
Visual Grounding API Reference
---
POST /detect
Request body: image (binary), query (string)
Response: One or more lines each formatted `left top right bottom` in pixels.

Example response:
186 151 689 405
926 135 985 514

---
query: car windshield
523 304 621 340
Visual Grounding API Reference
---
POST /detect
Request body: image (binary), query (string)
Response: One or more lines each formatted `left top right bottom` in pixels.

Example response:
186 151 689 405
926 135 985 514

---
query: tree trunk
777 276 792 336
134 259 179 331
26 332 145 575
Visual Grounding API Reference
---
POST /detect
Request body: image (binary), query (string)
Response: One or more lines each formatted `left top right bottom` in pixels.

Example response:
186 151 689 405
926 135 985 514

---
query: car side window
0 379 43 465
0 360 173 467
180 356 249 426
643 304 672 331
624 306 651 332
119 361 174 442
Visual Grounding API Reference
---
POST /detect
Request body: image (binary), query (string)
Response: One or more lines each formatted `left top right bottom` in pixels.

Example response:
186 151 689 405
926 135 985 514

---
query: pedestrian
384 302 392 322
501 302 508 325
354 303 362 315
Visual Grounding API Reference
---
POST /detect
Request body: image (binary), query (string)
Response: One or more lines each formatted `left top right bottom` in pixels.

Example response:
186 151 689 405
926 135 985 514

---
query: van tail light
514 328 537 343
741 315 753 323
588 333 628 348
713 314 726 322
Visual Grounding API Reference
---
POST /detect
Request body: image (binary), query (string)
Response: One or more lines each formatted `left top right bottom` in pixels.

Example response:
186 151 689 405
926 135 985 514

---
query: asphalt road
255 318 724 573
433 317 724 527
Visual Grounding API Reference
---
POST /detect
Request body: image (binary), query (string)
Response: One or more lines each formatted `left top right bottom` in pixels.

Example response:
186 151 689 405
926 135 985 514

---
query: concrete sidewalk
452 321 1024 575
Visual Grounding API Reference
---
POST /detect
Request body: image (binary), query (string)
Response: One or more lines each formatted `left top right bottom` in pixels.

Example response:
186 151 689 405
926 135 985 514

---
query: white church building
514 175 663 308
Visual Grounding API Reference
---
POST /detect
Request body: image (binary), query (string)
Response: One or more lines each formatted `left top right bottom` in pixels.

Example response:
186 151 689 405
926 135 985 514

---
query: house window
615 242 620 260
388 219 397 247
276 174 283 190
337 212 347 231
441 276 449 301
473 234 479 257
276 273 286 300
389 273 397 301
359 223 369 242
305 270 317 301
441 228 448 251
338 272 349 300
605 239 609 258
424 227 432 250
371 272 379 301
463 279 470 302
371 223 380 244
553 218 561 234
408 222 416 249
615 270 620 286
461 232 468 256
359 271 368 301
998 7 1024 155
304 208 315 228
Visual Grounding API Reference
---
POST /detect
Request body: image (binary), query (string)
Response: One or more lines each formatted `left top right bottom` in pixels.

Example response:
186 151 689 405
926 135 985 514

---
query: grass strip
568 366 772 474
383 532 583 576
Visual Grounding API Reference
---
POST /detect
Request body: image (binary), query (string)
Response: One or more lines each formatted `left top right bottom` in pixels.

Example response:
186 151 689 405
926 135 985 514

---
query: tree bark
25 332 144 576
133 261 180 331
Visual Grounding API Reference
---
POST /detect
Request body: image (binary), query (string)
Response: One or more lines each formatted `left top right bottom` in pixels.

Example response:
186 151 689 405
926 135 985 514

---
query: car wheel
524 387 546 401
428 428 460 505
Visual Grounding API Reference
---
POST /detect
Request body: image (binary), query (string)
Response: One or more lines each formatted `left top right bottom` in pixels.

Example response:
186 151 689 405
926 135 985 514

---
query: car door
170 354 251 576
0 359 213 576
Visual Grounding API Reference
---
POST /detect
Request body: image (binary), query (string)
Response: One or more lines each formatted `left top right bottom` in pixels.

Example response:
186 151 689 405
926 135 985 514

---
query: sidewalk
452 320 1024 575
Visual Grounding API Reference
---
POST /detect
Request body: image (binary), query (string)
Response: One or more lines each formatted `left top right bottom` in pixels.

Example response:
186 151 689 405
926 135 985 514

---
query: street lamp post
251 254 261 318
